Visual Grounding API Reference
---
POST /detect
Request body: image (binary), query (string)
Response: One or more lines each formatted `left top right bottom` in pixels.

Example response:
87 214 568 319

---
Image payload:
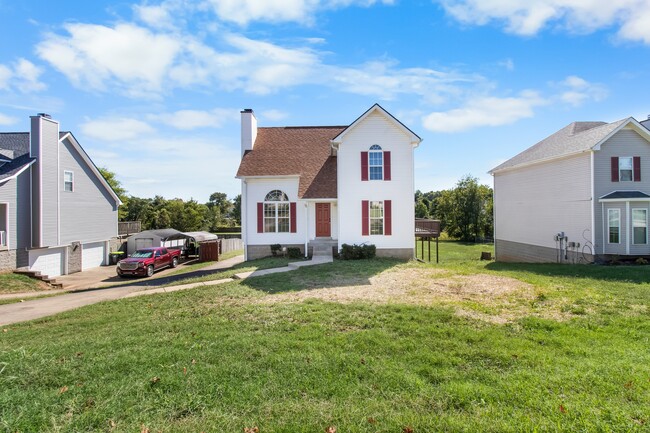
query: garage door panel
29 248 64 277
82 242 105 270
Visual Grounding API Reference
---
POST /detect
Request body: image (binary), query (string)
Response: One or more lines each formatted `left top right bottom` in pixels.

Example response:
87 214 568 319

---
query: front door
315 203 331 237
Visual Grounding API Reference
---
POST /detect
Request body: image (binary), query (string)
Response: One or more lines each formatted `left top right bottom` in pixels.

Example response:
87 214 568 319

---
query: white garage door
82 242 106 270
29 248 65 277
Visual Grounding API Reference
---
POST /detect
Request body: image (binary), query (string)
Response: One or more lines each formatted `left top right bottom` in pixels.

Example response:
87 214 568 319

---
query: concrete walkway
0 254 333 327
0 256 244 327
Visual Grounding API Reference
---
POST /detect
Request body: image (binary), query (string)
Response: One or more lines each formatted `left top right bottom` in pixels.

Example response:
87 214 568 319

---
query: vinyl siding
594 127 650 254
59 137 117 244
243 177 303 246
337 111 415 252
0 170 31 249
40 118 60 247
494 152 592 256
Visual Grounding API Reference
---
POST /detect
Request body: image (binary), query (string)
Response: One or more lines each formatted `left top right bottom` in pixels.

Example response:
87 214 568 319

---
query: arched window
264 190 290 232
368 145 383 180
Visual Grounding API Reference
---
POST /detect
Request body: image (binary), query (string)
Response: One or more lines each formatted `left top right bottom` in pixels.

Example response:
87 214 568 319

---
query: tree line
99 168 240 232
416 175 493 242
101 168 492 240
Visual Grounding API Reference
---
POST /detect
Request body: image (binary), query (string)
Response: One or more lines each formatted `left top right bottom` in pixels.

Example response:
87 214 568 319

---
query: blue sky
2 0 650 202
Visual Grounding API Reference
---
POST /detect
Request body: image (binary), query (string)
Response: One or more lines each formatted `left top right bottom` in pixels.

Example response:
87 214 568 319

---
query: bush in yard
270 244 282 256
287 247 302 259
340 243 376 260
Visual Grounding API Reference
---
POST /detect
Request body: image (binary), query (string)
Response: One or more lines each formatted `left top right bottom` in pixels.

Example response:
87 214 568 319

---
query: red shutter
384 200 392 236
361 200 369 236
361 152 369 181
384 151 391 181
634 156 641 181
257 202 263 233
611 157 619 182
290 202 297 233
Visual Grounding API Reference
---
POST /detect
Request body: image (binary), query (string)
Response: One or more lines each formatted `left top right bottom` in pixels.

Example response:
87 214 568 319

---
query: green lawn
0 272 52 294
1 242 649 432
165 249 245 277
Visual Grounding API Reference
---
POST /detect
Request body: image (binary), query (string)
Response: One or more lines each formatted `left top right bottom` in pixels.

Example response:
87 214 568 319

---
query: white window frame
369 201 384 235
64 170 74 192
608 208 620 244
368 145 383 181
263 190 290 233
619 157 633 182
632 208 648 245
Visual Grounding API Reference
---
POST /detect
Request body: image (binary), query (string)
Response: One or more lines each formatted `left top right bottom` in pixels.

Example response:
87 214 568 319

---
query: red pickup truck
116 247 181 278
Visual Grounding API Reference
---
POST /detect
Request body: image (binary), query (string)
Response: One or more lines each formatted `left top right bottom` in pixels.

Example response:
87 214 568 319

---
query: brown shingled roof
236 126 345 199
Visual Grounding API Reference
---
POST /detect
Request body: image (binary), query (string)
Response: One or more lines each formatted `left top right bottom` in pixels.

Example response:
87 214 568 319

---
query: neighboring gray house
490 117 650 263
0 113 121 276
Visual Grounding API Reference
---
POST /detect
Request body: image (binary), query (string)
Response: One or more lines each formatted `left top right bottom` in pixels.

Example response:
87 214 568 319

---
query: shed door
29 248 65 277
135 238 154 250
316 203 331 237
82 242 105 270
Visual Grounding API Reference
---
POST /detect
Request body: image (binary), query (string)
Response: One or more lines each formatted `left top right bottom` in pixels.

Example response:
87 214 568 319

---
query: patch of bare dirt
255 268 559 323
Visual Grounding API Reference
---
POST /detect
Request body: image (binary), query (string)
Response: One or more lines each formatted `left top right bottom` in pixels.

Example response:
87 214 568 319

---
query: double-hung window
369 201 384 235
633 209 648 245
608 209 620 244
619 157 633 182
369 145 383 180
263 190 290 233
64 171 74 192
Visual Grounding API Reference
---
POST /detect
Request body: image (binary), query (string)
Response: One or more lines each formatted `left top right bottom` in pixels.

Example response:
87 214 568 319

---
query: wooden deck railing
118 221 142 236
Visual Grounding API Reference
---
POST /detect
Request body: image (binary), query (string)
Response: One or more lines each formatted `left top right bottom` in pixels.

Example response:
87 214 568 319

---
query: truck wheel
146 265 154 277
171 257 178 268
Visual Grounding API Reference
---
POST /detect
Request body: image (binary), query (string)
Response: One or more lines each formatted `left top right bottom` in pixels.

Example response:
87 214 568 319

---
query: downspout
590 151 595 248
601 202 605 255
626 201 630 255
242 180 248 261
304 201 309 258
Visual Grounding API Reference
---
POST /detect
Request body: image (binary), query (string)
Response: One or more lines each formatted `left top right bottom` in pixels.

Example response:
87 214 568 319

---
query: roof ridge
259 125 348 129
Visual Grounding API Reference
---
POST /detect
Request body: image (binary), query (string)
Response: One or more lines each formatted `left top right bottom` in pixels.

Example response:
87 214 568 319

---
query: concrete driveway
0 255 245 327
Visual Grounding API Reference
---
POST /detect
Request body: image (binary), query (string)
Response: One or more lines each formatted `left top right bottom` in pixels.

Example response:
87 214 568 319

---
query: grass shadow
485 261 650 284
241 258 404 294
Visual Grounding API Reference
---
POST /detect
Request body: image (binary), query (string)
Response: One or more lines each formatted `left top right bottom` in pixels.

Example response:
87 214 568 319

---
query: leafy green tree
429 175 493 241
231 194 241 226
415 200 429 218
98 167 128 220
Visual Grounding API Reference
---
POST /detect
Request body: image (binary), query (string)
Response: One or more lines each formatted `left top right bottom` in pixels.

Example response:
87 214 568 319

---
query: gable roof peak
331 103 421 145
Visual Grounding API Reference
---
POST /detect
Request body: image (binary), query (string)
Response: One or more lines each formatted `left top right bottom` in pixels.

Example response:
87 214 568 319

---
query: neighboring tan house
490 117 650 263
236 104 422 260
0 113 121 277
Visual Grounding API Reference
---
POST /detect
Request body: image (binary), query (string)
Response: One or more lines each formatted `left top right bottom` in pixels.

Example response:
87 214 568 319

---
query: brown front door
315 203 331 237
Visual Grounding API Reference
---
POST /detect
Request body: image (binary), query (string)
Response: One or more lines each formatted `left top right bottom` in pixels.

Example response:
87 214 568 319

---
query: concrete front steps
310 238 337 258
14 269 64 289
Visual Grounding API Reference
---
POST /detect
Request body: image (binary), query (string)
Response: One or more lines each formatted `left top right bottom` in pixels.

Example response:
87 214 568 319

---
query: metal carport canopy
165 231 218 243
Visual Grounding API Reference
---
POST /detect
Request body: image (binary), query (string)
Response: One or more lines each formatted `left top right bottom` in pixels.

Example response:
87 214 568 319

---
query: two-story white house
236 104 421 260
490 117 650 263
0 113 121 277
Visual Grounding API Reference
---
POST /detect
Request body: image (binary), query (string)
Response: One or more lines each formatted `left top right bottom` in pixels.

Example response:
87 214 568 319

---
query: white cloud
0 113 19 125
0 59 46 93
439 0 650 44
150 108 238 129
261 109 289 121
422 90 547 133
557 75 607 106
37 23 182 97
80 117 155 141
134 3 177 29
204 0 394 25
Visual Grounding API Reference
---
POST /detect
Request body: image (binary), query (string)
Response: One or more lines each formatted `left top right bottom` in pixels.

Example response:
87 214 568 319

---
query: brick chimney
241 109 257 157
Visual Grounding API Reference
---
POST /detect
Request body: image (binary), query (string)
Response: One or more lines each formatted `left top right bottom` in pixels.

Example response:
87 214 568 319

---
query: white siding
336 111 415 251
494 152 592 250
244 178 305 246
